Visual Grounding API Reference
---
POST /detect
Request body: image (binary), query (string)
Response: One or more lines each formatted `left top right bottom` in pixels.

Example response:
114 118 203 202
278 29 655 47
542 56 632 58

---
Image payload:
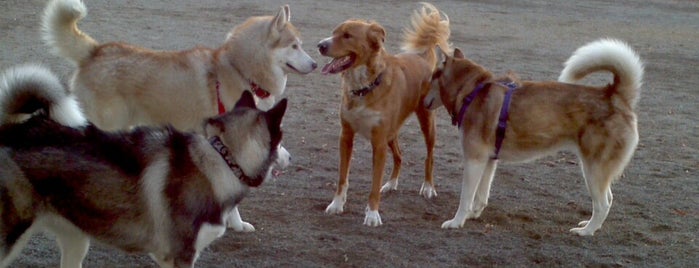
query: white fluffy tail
41 0 98 65
0 65 87 127
559 38 644 110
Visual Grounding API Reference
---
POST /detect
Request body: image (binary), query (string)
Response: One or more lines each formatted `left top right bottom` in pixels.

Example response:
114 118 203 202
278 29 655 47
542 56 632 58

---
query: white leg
472 159 498 217
225 206 255 232
363 206 383 227
55 231 90 268
570 160 613 236
442 159 487 229
325 183 348 214
193 223 226 265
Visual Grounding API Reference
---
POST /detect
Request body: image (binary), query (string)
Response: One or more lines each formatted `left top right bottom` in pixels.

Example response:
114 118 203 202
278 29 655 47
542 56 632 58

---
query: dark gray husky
0 65 288 267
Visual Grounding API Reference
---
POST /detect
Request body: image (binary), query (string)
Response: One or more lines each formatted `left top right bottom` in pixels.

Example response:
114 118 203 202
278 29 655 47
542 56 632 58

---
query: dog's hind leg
380 139 402 193
571 158 614 236
46 217 90 268
442 158 487 229
56 234 89 268
571 124 637 236
472 159 498 218
416 108 437 198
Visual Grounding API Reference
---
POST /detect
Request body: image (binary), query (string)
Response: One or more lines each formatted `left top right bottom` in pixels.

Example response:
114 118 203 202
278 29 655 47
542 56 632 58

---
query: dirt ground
1 0 697 267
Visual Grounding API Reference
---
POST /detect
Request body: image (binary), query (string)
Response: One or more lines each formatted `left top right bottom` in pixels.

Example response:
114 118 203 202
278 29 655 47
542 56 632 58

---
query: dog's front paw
380 179 398 193
569 226 596 236
363 208 382 227
441 218 466 229
225 207 256 232
325 196 345 214
419 182 437 198
227 220 255 232
569 220 596 236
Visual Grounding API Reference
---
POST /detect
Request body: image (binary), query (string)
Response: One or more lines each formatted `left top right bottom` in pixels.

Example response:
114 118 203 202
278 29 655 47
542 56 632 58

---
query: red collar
250 82 271 99
215 80 271 115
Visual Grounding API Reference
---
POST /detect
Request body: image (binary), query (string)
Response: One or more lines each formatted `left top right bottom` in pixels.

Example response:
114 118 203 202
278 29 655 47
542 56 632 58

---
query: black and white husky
0 65 288 267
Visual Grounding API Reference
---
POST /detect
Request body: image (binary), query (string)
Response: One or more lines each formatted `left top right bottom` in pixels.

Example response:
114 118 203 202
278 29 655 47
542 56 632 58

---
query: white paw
225 207 255 232
419 182 437 199
569 220 596 236
227 220 255 232
325 196 345 214
275 145 291 169
380 179 398 193
441 218 465 229
363 208 382 227
570 226 596 236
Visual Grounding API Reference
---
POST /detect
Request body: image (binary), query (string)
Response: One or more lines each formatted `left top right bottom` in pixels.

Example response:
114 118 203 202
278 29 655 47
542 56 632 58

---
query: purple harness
452 81 518 160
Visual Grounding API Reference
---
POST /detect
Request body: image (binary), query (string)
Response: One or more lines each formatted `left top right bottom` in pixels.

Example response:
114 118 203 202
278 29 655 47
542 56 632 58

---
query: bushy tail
41 0 98 65
401 2 451 67
559 38 644 110
0 65 87 127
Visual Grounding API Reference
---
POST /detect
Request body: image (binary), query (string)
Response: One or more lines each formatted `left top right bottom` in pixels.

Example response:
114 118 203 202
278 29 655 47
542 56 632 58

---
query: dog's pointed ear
235 90 257 110
272 5 290 32
453 48 465 59
284 5 291 21
367 23 386 51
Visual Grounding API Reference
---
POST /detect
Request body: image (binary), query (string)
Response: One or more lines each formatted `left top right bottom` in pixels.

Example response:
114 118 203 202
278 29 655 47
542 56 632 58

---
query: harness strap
453 83 488 127
493 82 518 159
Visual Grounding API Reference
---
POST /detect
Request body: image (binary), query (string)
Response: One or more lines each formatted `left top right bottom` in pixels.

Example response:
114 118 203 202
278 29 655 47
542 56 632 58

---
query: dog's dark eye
343 33 351 39
292 44 298 49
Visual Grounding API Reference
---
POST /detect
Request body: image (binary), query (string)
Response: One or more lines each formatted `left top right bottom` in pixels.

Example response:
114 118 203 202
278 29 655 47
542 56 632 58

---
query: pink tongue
321 58 341 75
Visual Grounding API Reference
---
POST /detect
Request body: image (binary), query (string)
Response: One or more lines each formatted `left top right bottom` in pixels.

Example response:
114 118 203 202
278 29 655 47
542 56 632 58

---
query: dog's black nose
311 62 318 70
318 42 328 54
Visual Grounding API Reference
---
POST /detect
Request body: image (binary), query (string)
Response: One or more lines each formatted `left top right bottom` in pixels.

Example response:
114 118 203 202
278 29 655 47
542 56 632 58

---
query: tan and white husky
0 64 288 267
41 0 313 232
425 39 643 236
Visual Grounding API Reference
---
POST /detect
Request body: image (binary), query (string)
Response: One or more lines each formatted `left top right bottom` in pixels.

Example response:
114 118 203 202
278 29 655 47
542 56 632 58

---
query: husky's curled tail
558 38 644 110
0 65 86 127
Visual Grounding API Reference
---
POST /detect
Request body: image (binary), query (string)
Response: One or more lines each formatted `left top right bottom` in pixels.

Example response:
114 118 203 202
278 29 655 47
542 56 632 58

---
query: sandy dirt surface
1 0 697 267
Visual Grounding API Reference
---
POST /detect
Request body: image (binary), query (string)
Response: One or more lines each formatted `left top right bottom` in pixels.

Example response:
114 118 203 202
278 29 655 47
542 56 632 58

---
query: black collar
209 136 265 187
350 73 383 97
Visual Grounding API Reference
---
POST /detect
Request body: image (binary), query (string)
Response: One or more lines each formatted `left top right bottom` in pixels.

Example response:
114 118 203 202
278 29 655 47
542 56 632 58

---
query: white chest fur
341 105 382 139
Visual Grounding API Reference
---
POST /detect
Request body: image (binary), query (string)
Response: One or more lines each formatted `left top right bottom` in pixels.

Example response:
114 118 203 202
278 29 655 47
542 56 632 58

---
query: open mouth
321 54 356 75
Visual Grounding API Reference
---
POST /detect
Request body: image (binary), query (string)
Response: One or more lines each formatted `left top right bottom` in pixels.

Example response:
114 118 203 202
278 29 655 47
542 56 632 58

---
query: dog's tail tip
401 2 452 55
559 38 644 109
41 0 97 65
0 64 87 127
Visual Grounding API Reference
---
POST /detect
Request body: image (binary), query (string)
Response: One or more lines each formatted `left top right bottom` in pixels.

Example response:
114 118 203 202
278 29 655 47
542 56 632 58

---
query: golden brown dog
424 39 644 235
318 3 451 226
